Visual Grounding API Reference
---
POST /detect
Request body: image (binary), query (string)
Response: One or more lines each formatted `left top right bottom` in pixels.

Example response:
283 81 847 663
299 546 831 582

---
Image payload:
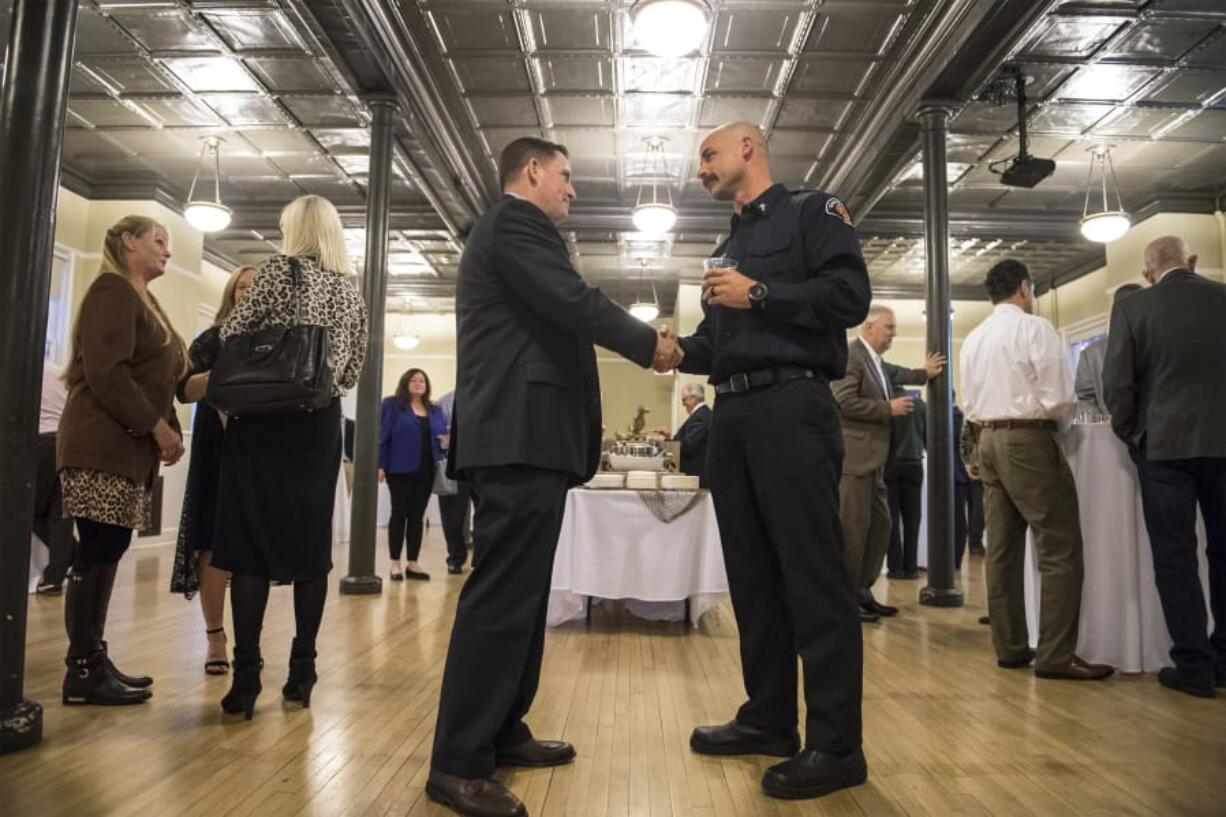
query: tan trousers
839 469 891 594
978 427 1084 670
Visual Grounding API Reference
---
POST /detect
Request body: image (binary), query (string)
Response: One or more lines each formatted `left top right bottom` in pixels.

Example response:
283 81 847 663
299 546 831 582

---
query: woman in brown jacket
58 215 187 706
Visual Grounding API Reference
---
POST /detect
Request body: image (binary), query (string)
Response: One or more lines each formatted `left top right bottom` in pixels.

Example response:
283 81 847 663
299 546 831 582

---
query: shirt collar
993 303 1024 317
730 183 788 231
504 191 527 201
859 335 883 364
1156 266 1186 284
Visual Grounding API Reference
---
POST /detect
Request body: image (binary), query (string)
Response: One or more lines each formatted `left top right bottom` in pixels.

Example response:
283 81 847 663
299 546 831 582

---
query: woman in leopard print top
210 195 368 719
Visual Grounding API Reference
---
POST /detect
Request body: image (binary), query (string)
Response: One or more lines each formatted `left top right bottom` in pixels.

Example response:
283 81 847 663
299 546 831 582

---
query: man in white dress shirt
960 259 1112 681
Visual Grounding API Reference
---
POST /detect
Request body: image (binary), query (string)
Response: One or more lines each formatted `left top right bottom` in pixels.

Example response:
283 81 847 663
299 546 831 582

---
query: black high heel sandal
220 651 262 721
205 627 230 675
282 658 318 708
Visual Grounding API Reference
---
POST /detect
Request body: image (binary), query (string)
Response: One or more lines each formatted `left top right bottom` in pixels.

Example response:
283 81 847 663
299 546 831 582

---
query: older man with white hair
653 382 712 486
833 304 944 621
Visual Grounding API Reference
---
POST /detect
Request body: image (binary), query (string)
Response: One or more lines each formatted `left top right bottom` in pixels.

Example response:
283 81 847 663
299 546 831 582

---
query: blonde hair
70 215 189 380
279 195 353 275
215 265 257 325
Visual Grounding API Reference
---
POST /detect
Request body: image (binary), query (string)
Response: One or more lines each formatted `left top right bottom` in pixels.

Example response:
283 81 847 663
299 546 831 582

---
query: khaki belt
981 419 1057 431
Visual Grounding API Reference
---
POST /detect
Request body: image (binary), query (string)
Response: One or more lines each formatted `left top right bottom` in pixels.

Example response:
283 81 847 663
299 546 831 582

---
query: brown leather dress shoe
1034 656 1114 681
425 769 526 817
496 738 576 768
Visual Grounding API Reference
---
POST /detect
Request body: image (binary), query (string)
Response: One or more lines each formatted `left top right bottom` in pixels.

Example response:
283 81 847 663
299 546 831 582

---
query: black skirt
169 401 224 596
211 400 341 581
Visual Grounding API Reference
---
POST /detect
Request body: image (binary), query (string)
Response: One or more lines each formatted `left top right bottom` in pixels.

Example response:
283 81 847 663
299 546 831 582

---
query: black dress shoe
762 748 867 800
447 562 463 575
977 615 990 625
405 568 431 581
496 738 576 768
1216 667 1226 689
426 769 526 817
859 608 879 624
1035 656 1114 681
690 720 800 758
1158 667 1216 699
903 571 920 580
885 571 906 580
996 649 1036 669
863 600 898 617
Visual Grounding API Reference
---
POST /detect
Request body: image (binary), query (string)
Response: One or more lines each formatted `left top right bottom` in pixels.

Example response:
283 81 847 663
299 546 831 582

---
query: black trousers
1133 453 1226 675
707 378 861 753
34 433 74 584
886 462 923 576
967 480 984 551
438 480 473 567
387 468 433 561
431 465 569 778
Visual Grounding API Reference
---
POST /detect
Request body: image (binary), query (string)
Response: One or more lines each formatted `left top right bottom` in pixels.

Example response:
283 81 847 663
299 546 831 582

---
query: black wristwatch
748 280 769 310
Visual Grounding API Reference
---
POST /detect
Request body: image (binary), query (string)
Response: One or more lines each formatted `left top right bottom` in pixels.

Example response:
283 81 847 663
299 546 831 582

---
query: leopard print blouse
219 254 369 396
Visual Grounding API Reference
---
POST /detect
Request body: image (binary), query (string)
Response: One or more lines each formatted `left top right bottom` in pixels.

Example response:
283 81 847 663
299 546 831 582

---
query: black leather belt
714 365 820 395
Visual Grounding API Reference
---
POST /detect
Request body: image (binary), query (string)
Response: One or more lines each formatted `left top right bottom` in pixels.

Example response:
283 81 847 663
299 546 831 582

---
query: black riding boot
87 561 153 688
62 566 150 705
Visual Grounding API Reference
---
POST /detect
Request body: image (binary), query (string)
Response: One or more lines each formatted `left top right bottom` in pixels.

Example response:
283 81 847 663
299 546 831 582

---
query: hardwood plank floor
4 528 1224 816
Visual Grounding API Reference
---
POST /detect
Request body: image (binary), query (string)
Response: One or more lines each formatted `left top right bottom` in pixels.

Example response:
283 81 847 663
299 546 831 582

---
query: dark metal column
917 100 964 608
0 0 81 755
341 98 397 595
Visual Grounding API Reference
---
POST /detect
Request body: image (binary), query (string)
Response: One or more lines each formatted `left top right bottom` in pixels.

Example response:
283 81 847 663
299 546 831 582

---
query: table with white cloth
547 488 729 628
1023 423 1211 673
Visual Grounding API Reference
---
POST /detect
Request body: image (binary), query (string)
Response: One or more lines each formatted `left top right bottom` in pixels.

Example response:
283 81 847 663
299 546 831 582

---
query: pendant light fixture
628 259 661 322
632 137 677 235
184 136 232 233
1079 146 1130 243
631 0 710 58
392 333 420 351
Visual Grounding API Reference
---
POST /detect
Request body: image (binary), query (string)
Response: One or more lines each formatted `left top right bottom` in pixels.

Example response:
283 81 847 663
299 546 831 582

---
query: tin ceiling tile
134 97 224 127
697 96 771 128
704 56 786 94
111 10 218 52
281 96 364 128
711 7 803 53
546 95 616 127
1142 69 1226 106
79 58 178 94
74 8 144 56
1103 19 1218 62
203 11 306 52
1022 17 1125 59
774 97 856 130
161 57 262 93
529 7 612 52
467 95 542 127
1055 64 1161 102
245 58 337 93
200 94 290 127
67 98 154 128
790 56 877 95
428 7 520 52
535 55 615 92
621 94 696 129
450 57 533 93
805 12 905 57
622 58 699 94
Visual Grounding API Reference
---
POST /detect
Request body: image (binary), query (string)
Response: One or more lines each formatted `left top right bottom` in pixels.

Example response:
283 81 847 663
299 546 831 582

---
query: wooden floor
4 527 1225 817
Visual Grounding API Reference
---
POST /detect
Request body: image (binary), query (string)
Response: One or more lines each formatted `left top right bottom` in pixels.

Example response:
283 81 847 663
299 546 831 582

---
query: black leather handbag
206 257 334 416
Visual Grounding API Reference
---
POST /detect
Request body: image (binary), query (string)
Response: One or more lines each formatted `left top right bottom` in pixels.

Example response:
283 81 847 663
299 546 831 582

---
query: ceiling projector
999 154 1056 188
986 66 1055 189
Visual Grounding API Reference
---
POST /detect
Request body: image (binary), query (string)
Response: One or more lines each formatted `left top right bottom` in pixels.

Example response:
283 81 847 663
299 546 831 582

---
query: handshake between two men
650 258 762 373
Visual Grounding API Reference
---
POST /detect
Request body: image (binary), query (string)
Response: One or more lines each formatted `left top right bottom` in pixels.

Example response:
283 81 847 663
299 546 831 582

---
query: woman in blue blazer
379 368 447 580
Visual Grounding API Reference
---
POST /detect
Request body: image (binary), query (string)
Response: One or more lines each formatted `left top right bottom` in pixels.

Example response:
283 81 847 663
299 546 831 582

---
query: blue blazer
379 398 447 474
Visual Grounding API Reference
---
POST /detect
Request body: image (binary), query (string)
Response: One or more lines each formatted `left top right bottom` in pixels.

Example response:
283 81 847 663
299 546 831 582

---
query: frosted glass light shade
631 202 677 234
1079 211 1130 243
629 302 660 322
392 334 420 351
631 0 709 58
185 201 232 232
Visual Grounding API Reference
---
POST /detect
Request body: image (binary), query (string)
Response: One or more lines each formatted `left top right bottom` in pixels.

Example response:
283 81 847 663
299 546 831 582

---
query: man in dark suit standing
834 305 943 621
653 382 712 486
1103 235 1226 699
427 137 674 816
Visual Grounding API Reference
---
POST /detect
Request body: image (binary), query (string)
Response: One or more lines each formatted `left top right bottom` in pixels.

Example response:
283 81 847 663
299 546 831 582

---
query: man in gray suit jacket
1104 235 1226 699
1075 283 1142 414
833 305 943 622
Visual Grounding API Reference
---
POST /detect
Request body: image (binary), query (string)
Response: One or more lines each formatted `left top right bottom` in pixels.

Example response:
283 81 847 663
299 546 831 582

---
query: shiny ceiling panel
467 95 542 127
135 97 224 128
774 97 856 130
703 56 785 94
1021 17 1125 59
79 58 177 94
67 98 153 128
450 57 534 93
768 128 834 160
790 56 876 95
546 95 616 127
697 96 770 128
1055 64 1161 102
281 96 365 128
74 8 143 55
622 58 699 94
1141 69 1226 106
160 57 262 93
200 94 291 127
1162 108 1226 141
1090 105 1188 138
535 54 615 92
244 58 336 93
110 10 217 52
1101 19 1217 62
1027 102 1113 134
710 7 803 53
528 7 612 52
427 7 519 52
202 11 306 52
621 94 696 129
805 11 905 57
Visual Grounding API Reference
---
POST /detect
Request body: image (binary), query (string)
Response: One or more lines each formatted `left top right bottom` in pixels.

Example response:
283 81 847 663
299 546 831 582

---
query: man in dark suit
427 137 674 816
1103 235 1226 699
653 382 712 485
833 305 943 621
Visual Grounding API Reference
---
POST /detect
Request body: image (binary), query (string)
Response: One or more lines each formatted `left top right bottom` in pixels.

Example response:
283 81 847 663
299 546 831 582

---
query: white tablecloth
375 482 442 528
1023 424 1211 673
548 489 728 627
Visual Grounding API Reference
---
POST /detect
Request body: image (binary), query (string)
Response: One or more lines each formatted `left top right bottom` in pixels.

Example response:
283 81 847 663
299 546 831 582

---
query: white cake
660 474 699 491
585 472 625 489
625 470 658 490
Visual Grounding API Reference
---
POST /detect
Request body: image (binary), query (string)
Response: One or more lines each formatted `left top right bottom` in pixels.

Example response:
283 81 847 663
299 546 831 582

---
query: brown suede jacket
57 273 183 487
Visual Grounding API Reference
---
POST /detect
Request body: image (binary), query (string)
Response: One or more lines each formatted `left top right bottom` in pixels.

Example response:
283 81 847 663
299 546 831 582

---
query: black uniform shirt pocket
742 226 794 282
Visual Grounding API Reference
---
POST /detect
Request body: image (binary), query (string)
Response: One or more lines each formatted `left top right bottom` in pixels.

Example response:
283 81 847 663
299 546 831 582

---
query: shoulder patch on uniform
824 197 853 226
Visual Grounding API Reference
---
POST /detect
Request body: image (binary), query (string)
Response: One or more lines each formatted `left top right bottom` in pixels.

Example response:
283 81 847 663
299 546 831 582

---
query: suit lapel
856 338 888 399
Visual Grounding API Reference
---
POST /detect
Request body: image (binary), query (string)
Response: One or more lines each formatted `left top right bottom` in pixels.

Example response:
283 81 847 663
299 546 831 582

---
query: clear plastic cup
703 256 737 275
